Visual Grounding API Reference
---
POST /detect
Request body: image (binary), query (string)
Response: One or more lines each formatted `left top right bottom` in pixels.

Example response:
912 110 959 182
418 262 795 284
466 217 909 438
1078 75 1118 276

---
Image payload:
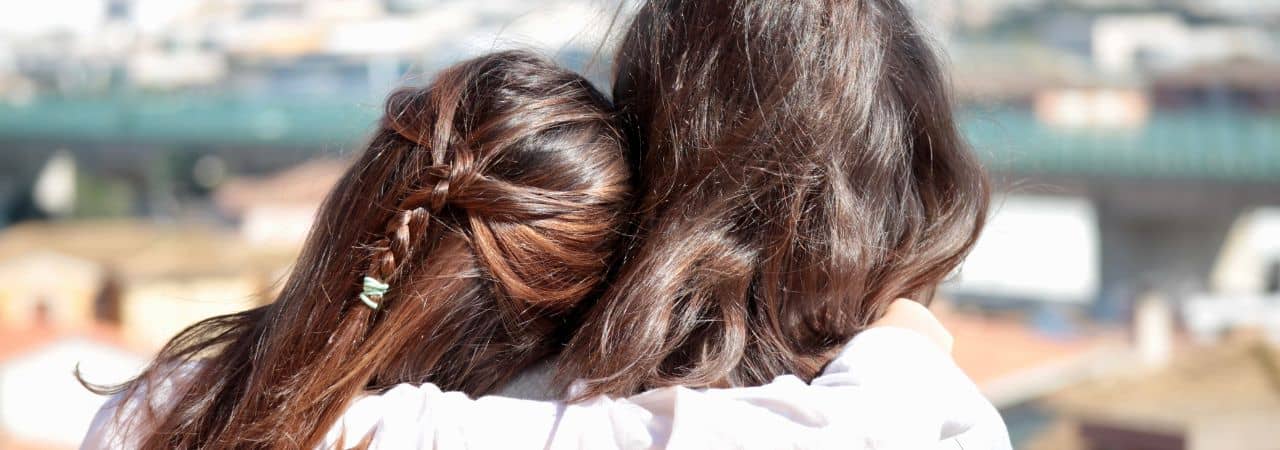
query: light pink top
82 327 1010 449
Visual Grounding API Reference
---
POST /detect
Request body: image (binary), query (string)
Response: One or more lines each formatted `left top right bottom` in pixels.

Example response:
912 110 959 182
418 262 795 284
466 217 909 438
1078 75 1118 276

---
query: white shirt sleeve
324 327 1010 450
81 327 1011 450
81 364 199 450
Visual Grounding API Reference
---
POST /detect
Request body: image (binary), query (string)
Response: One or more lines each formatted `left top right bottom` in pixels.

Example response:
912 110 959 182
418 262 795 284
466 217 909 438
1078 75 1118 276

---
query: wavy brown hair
93 50 629 448
557 0 990 397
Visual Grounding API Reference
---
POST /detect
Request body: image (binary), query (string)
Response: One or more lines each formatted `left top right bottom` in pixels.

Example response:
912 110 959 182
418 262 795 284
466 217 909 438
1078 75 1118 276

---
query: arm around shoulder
326 326 1006 450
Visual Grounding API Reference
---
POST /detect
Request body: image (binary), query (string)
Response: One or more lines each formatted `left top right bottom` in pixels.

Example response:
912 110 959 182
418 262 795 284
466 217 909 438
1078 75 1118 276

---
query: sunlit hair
88 50 630 448
557 0 990 397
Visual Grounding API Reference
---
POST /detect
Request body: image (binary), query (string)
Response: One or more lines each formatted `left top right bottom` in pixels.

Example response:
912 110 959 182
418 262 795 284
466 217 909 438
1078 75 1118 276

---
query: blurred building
1027 336 1280 450
1092 13 1276 75
1211 208 1280 297
1182 208 1280 345
0 325 146 450
0 0 614 98
948 195 1102 305
1151 61 1280 111
956 99 1280 319
0 251 105 330
0 220 296 349
1033 87 1150 129
940 305 1126 409
215 158 346 248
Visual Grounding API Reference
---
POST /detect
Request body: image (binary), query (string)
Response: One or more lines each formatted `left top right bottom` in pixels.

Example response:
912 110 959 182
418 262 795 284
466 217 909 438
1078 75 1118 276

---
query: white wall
947 195 1101 303
0 338 146 447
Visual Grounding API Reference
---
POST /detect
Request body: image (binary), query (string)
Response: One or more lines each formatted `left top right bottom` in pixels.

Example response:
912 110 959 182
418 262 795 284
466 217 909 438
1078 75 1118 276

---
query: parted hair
94 50 630 449
556 0 990 397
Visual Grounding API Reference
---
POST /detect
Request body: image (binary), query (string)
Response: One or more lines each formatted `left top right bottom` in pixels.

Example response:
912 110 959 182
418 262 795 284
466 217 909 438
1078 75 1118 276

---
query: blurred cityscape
0 0 1278 449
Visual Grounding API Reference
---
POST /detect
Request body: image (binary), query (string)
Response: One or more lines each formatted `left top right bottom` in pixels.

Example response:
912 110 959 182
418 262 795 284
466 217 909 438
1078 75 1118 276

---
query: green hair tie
359 276 390 310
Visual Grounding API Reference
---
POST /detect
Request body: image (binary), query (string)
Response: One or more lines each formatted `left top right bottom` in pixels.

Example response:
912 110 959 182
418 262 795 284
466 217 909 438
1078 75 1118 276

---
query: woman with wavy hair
560 0 992 398
83 0 1011 447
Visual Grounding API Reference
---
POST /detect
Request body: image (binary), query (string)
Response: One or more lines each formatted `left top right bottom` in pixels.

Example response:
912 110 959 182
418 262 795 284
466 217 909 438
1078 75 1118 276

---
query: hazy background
0 1 1277 449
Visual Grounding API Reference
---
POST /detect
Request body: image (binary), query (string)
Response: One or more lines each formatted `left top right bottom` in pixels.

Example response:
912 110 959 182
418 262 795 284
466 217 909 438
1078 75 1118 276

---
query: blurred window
107 0 130 20
1080 421 1184 450
244 3 304 20
1266 260 1280 295
34 297 50 326
94 273 123 325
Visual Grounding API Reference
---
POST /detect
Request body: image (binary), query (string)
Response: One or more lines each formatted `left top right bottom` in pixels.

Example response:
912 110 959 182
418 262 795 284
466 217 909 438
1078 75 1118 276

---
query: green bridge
1 95 1277 182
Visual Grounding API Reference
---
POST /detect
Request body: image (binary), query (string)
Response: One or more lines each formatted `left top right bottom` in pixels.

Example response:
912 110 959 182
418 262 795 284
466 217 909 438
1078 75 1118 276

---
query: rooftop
937 305 1128 407
1046 337 1280 428
0 219 298 281
0 323 141 363
215 158 349 217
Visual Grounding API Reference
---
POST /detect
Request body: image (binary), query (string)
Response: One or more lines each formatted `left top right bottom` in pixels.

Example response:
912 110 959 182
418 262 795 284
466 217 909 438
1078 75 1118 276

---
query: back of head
127 50 628 448
560 0 989 396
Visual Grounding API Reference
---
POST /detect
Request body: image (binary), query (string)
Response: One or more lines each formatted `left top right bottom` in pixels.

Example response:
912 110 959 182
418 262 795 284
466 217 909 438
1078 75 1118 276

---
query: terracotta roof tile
0 323 145 362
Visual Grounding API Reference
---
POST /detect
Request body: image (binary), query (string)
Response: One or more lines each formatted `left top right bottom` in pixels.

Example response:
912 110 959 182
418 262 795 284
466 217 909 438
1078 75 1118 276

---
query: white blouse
82 327 1011 449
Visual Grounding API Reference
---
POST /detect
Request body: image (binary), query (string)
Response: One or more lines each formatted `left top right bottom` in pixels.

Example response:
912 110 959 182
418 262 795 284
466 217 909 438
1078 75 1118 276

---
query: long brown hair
557 0 990 398
96 50 630 448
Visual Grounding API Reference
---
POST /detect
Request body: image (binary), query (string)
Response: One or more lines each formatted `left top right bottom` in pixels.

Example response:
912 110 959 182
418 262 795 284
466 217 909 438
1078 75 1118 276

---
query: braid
357 132 484 310
126 50 631 449
358 208 425 310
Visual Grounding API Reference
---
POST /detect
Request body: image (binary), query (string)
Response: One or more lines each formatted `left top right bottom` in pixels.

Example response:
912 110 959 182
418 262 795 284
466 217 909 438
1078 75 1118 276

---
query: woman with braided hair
84 50 636 448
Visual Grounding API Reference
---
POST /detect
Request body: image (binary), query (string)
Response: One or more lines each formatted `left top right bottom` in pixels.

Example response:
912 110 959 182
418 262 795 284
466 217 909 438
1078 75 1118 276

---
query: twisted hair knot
398 153 479 215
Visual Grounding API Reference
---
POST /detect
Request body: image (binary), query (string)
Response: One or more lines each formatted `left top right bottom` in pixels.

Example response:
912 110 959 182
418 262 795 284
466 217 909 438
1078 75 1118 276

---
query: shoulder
80 363 202 450
323 383 564 450
936 398 1013 450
